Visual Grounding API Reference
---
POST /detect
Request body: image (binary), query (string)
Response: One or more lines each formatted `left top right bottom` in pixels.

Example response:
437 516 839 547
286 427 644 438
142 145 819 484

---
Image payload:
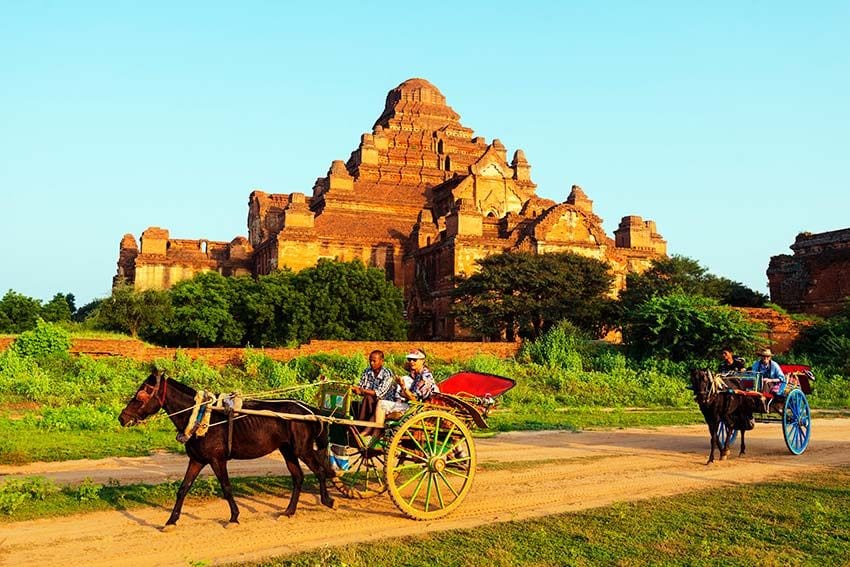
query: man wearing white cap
398 348 439 402
752 348 786 395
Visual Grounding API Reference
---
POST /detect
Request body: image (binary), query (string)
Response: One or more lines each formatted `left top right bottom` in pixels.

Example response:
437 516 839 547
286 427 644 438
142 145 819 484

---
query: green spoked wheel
386 410 476 520
331 438 388 499
782 388 811 455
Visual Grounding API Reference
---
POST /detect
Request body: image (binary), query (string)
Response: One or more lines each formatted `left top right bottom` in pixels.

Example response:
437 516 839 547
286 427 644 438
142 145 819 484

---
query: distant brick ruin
116 78 667 338
768 228 850 317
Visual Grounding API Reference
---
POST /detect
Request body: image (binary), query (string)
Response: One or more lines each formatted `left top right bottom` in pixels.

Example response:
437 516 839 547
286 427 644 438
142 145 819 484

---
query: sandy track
2 419 849 567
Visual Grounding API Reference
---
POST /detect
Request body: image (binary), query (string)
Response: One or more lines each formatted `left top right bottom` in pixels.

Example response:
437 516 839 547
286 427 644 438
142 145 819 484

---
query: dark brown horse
118 371 334 527
690 369 758 464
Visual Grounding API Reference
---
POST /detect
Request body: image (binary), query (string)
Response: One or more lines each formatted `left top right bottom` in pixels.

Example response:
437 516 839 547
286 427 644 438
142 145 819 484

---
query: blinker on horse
118 370 335 527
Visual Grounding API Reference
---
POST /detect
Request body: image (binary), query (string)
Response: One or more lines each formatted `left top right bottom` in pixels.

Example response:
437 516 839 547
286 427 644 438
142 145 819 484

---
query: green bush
0 349 51 401
519 321 589 371
0 476 60 514
75 477 103 501
11 319 71 358
792 314 850 374
461 355 516 378
29 404 119 432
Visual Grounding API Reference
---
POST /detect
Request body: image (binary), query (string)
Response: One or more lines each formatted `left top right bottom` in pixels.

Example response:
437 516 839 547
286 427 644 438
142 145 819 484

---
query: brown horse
118 371 334 527
690 369 758 464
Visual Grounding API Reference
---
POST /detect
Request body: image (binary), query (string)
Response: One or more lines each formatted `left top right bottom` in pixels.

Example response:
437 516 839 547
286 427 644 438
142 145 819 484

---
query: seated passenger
351 350 405 427
718 347 746 373
397 348 439 403
752 348 786 395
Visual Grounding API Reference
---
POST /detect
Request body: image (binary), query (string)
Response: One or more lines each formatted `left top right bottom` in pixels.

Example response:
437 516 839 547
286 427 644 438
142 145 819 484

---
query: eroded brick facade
768 228 850 316
116 78 667 338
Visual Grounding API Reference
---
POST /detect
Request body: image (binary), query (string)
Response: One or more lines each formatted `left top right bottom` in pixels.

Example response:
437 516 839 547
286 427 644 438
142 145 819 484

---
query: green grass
0 418 179 465
232 468 850 567
0 474 309 521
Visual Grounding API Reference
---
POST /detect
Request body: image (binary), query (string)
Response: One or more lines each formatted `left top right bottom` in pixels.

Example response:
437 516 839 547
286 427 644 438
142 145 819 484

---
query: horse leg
279 446 303 517
298 446 334 509
209 458 240 524
706 415 718 464
739 429 746 456
166 459 205 526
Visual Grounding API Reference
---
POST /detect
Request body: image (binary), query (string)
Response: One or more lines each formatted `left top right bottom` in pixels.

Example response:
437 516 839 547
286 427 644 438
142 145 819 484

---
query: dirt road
2 419 849 567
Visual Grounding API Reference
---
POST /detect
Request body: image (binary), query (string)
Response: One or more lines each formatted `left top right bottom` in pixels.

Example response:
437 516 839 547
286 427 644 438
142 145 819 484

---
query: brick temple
115 78 667 338
768 228 850 316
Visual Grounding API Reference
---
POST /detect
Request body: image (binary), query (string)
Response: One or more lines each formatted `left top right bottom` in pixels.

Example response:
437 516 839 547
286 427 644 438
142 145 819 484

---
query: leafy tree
452 251 614 340
294 259 407 341
73 298 103 323
619 255 766 311
0 310 12 334
0 290 42 333
168 271 243 346
94 284 171 338
228 271 312 347
621 292 764 362
41 292 74 323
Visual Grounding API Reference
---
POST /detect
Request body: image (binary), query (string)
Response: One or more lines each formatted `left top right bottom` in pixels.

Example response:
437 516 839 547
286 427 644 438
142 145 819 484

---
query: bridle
693 369 724 404
135 373 168 409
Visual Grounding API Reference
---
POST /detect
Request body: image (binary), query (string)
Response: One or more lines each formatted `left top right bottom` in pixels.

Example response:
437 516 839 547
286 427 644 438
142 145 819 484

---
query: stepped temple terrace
115 78 667 339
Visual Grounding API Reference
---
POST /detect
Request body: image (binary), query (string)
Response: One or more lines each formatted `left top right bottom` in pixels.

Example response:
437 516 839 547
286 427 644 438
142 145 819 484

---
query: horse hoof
322 498 335 509
224 521 240 529
161 523 177 532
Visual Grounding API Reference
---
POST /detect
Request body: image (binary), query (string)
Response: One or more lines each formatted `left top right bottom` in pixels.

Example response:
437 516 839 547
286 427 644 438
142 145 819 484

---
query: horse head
119 372 168 426
690 368 725 405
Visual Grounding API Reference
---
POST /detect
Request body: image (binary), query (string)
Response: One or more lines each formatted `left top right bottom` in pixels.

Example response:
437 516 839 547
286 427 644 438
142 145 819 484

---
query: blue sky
1 1 848 307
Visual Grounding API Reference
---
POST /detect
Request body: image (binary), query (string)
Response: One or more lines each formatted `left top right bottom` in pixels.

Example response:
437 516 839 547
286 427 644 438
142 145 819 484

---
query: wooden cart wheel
385 410 476 520
782 388 811 455
331 435 388 499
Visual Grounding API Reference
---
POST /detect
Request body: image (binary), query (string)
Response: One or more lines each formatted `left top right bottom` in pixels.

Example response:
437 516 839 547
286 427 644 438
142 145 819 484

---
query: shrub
11 319 71 358
0 476 60 514
32 404 119 432
75 477 103 501
519 321 590 371
462 355 516 378
0 349 51 401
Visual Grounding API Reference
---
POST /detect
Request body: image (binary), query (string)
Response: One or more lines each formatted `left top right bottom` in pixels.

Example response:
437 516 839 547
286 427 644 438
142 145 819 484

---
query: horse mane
164 378 197 397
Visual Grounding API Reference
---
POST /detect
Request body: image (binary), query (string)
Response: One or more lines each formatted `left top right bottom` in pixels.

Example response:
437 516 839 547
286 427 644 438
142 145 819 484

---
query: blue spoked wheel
782 389 811 455
716 420 738 450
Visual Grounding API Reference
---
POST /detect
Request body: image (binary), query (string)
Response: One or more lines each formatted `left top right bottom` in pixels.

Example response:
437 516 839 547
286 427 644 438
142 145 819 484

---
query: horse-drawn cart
320 371 515 520
119 369 515 527
715 364 814 455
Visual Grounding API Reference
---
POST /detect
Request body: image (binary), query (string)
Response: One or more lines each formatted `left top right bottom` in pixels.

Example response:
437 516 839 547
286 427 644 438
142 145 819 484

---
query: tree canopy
86 260 407 346
452 251 614 340
94 283 171 339
619 255 767 311
620 292 764 362
294 259 407 341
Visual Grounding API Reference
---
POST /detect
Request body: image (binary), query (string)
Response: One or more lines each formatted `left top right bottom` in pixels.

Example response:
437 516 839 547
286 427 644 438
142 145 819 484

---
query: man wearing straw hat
752 348 786 395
